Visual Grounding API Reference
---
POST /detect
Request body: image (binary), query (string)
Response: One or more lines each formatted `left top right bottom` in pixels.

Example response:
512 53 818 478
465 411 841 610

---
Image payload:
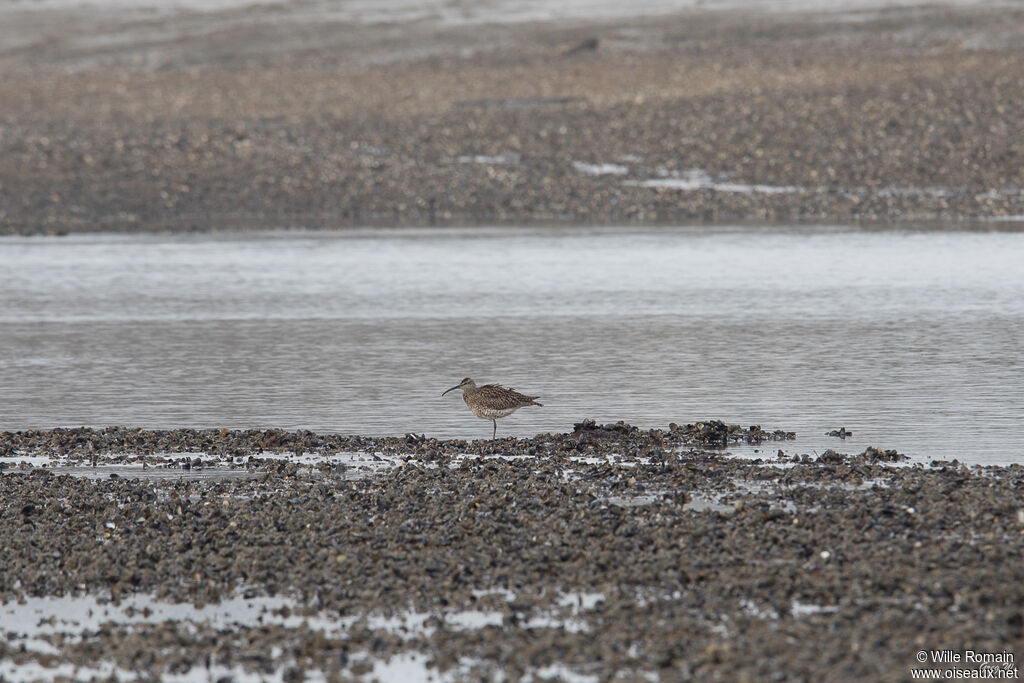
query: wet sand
2 4 1024 233
1 423 1022 680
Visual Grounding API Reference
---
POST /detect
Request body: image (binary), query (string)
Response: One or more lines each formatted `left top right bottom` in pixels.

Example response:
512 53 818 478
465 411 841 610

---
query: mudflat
1 422 1021 680
2 4 1024 233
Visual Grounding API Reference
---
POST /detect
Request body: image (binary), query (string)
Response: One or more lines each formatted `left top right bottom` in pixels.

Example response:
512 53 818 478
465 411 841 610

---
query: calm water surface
1 225 1022 465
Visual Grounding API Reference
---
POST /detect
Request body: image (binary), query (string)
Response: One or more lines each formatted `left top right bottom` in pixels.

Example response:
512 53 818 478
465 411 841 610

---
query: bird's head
442 377 475 396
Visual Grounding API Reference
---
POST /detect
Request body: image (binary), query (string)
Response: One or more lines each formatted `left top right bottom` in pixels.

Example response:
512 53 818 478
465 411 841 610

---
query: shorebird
441 377 542 439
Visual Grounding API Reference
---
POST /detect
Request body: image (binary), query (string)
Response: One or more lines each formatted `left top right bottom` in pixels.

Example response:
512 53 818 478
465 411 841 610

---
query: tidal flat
2 3 1024 233
1 422 1021 681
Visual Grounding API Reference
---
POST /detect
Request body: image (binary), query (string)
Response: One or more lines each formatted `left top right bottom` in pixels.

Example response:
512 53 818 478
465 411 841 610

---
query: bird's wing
478 384 541 406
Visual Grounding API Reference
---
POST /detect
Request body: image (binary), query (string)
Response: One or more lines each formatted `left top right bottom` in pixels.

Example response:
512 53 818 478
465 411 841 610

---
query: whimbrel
441 377 542 439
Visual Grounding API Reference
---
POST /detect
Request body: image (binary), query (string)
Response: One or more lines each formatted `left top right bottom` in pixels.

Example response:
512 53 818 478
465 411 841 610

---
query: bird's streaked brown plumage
441 377 542 439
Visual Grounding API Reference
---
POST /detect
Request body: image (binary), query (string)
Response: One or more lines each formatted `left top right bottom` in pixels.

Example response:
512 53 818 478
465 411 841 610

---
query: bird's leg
492 419 497 440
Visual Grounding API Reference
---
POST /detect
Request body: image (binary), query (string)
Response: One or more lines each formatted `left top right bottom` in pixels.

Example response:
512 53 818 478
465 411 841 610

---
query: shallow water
0 588 606 682
1 225 1023 465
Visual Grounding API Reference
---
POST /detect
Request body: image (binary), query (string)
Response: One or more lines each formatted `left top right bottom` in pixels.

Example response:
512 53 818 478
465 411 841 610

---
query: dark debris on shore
4 7 1024 234
1 421 1023 680
0 419 794 462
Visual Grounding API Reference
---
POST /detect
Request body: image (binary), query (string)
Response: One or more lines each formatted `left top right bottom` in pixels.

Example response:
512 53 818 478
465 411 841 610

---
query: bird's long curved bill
441 385 461 396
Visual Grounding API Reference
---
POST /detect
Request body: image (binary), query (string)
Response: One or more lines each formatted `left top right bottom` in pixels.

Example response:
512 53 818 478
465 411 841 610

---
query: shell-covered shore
2 5 1024 233
1 423 1021 681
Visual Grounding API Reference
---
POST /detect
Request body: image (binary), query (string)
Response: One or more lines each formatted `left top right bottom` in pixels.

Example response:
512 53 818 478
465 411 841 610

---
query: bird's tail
532 398 543 406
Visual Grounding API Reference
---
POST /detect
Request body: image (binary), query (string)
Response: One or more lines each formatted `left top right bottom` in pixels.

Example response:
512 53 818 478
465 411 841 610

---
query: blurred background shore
2 0 1023 234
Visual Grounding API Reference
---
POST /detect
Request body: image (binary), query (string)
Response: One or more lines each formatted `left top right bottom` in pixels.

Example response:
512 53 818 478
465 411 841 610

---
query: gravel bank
2 5 1024 233
1 423 1021 680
